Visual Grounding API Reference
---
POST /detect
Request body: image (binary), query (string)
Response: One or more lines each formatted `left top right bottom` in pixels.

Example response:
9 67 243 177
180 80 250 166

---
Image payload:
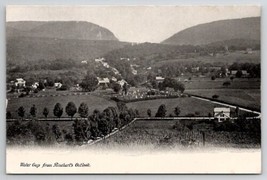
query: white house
214 107 231 122
97 77 110 86
118 79 127 87
15 78 26 87
54 82 63 88
156 76 165 83
32 82 39 89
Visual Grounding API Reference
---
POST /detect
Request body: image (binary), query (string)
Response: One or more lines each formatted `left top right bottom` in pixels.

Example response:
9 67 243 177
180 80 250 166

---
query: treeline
7 102 139 145
7 58 84 73
229 62 261 78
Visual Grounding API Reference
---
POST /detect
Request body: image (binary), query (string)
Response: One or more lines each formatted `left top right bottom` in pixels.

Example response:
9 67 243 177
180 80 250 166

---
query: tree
30 104 37 118
43 107 49 118
147 109 152 117
38 81 45 90
18 106 25 119
112 83 121 93
122 83 128 95
236 70 243 78
230 76 234 81
53 103 63 119
212 94 219 99
155 104 167 117
80 72 99 91
211 76 216 80
78 102 89 118
174 106 181 116
65 102 77 119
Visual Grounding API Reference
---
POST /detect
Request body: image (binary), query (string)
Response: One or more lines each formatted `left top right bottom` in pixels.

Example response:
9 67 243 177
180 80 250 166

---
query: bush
212 94 219 99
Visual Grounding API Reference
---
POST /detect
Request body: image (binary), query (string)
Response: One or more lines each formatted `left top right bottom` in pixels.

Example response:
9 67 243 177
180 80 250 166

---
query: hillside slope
162 17 260 45
6 21 118 41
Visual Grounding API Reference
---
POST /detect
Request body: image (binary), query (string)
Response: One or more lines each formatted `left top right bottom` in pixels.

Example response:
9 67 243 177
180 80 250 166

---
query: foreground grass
96 120 261 150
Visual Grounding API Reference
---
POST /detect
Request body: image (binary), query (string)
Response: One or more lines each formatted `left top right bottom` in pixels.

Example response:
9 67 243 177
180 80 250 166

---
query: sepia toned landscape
6 6 261 154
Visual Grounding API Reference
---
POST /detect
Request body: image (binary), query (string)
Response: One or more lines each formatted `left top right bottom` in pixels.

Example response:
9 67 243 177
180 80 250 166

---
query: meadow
186 89 260 111
126 97 227 117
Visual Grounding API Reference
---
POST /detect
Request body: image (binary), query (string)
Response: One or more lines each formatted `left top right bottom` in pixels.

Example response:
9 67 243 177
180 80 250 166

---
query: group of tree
13 101 139 145
154 104 181 117
159 77 185 93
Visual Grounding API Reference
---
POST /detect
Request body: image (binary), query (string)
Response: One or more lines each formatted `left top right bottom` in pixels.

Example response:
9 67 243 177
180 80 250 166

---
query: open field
6 94 116 119
155 51 260 66
184 78 260 90
96 120 261 150
126 97 227 117
186 89 260 111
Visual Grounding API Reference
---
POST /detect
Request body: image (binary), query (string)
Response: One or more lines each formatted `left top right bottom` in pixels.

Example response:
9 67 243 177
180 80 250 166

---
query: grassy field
186 89 260 111
155 51 260 66
184 78 260 90
126 97 228 117
96 120 261 150
6 94 116 119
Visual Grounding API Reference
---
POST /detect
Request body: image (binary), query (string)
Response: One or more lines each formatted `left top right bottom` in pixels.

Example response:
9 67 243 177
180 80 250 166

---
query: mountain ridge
162 17 260 45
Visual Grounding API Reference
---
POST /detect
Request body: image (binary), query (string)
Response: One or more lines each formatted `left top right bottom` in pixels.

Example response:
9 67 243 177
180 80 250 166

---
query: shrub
212 94 219 99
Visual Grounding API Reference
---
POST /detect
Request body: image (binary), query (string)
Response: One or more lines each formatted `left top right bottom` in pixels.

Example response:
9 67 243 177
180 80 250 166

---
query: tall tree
147 109 152 117
53 103 63 119
30 104 37 118
18 106 25 119
155 104 167 117
65 102 77 119
78 102 89 118
80 72 98 91
43 107 49 118
174 106 181 116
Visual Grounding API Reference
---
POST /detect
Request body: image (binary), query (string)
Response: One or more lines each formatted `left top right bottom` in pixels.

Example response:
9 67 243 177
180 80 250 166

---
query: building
97 77 110 86
118 79 128 87
54 82 63 88
14 78 26 87
32 82 39 89
156 76 164 83
214 107 231 122
230 70 249 77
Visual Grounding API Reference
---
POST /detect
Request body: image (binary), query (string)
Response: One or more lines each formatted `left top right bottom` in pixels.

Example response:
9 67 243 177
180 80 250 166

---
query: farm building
156 76 164 83
97 77 110 86
54 82 63 88
230 70 249 77
214 107 231 122
14 78 26 87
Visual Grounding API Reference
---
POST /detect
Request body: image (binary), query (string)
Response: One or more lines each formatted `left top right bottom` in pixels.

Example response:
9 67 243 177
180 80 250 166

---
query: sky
6 5 261 43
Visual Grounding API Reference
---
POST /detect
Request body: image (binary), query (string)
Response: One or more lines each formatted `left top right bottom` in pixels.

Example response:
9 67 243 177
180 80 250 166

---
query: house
118 79 128 87
156 76 164 83
81 60 88 64
111 77 117 82
230 70 249 77
214 107 231 122
54 82 62 88
97 77 110 86
95 58 104 62
32 82 39 89
15 78 26 87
